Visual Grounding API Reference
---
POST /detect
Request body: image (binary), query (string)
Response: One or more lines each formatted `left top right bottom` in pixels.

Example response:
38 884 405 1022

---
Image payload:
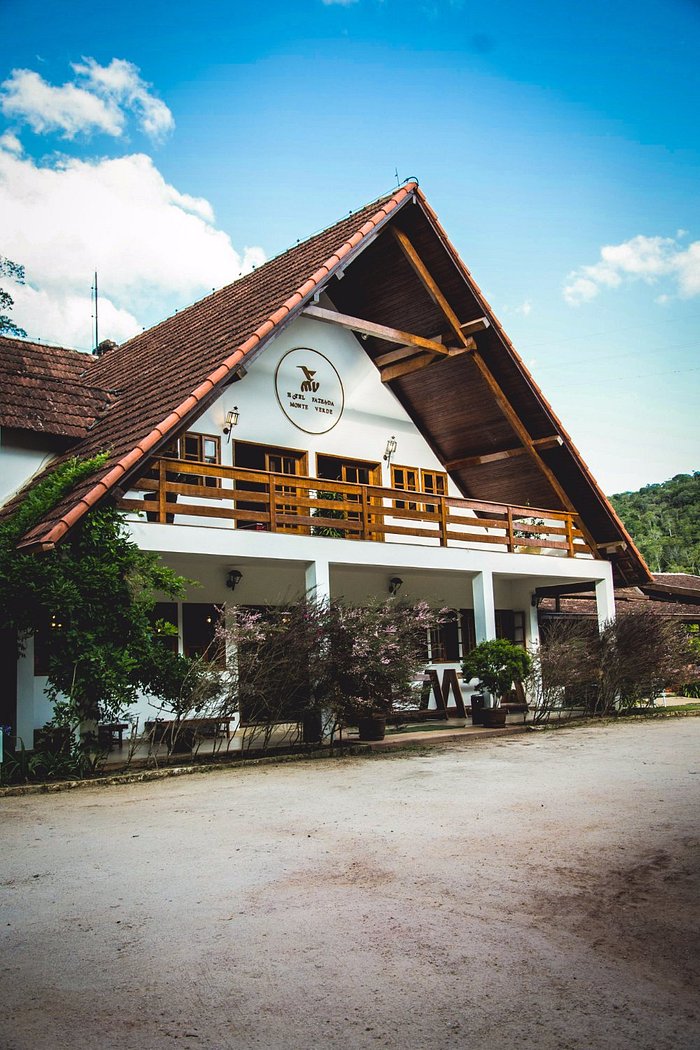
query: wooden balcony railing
118 458 596 558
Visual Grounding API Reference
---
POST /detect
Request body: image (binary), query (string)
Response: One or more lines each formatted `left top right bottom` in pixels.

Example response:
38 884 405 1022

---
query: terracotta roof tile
0 337 115 439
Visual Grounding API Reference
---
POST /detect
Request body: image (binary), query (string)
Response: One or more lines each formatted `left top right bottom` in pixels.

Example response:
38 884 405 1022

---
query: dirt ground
2 720 699 1050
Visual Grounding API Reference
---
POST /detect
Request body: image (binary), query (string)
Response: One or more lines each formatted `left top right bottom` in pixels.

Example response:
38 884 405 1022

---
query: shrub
461 638 532 703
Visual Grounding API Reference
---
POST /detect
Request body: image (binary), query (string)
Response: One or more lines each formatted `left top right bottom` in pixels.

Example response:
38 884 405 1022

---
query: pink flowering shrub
217 597 443 731
313 597 442 721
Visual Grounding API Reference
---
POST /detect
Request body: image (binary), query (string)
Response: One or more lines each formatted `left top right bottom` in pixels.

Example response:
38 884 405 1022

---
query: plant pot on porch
470 693 485 725
481 707 507 728
302 710 323 745
357 714 387 741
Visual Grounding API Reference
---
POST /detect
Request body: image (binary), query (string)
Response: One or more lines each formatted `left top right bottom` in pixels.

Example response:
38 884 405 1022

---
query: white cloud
72 58 174 141
0 58 173 142
321 0 359 6
564 233 700 305
516 299 532 316
0 130 23 154
1 68 123 139
0 143 265 349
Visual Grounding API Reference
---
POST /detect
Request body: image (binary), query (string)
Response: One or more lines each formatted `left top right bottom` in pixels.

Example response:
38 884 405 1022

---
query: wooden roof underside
322 199 648 585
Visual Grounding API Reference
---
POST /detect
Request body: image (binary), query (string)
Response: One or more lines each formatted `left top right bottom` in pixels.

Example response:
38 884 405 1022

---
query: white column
305 559 331 603
472 570 496 643
595 574 616 632
15 640 35 749
526 596 541 650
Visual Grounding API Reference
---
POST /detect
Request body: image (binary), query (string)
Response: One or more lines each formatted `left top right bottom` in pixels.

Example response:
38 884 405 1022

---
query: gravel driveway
2 720 699 1050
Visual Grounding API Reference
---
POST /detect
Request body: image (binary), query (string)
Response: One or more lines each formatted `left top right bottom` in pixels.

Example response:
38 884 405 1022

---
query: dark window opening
182 603 224 664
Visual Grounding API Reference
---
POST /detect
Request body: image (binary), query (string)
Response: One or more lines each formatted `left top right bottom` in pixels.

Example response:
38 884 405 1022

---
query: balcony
119 457 596 559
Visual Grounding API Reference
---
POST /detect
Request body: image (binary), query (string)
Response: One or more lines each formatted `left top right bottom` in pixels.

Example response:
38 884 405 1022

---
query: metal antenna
92 271 99 353
394 167 400 188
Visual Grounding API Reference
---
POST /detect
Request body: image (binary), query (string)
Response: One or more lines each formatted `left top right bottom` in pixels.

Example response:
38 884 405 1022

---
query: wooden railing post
268 475 277 532
566 515 575 557
507 507 514 553
360 486 370 541
158 458 167 524
439 494 448 546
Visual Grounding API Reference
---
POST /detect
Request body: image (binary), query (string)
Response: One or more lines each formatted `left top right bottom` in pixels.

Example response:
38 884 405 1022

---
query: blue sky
1 0 698 494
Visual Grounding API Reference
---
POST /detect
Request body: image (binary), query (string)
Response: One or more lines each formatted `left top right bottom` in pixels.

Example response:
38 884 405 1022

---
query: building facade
0 183 650 743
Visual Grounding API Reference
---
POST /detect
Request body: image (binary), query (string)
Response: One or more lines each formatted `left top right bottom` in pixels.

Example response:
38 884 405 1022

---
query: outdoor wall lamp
223 407 239 441
226 569 243 591
389 576 403 597
383 435 397 463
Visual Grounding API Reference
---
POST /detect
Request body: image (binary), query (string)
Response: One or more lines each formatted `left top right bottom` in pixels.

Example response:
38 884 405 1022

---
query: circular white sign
274 348 344 434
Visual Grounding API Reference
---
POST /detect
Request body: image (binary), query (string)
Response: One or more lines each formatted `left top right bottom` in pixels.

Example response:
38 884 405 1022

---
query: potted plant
462 639 532 728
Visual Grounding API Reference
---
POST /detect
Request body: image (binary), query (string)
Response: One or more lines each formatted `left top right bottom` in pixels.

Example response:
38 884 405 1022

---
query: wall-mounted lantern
383 435 397 463
226 569 243 592
223 407 239 441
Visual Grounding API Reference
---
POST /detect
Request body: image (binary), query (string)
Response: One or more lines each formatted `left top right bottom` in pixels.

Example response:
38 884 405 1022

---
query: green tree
0 455 189 728
609 472 700 574
0 255 27 338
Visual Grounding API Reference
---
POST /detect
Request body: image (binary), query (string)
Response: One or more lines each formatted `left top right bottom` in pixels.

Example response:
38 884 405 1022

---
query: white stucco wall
0 429 56 508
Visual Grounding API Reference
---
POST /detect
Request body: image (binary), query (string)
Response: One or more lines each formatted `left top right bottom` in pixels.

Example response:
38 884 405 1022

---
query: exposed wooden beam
535 582 596 599
379 337 476 383
445 446 530 470
461 316 490 336
466 356 578 512
375 338 473 369
302 304 450 356
375 344 437 368
390 227 470 347
386 225 579 513
445 435 563 470
380 353 437 383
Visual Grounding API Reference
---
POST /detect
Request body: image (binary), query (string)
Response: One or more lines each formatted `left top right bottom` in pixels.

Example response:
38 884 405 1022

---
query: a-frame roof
5 183 650 586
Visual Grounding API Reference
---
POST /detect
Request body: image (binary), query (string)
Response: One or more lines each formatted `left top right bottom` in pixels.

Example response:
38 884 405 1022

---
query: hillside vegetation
609 472 699 575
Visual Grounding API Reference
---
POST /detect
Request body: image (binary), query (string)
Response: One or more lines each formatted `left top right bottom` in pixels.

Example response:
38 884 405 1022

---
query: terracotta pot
357 715 387 741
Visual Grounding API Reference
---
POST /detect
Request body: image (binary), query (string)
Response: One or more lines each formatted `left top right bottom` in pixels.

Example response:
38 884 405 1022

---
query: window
182 603 224 663
391 465 447 513
421 469 447 514
165 432 221 487
233 441 308 532
391 465 419 510
495 610 526 646
428 612 460 662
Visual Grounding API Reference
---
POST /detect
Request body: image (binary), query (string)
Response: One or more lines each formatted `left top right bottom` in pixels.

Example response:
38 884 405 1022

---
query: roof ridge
111 184 410 359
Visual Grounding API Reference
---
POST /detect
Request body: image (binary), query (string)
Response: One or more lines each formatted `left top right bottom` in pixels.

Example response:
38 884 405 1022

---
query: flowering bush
318 598 441 720
216 597 442 736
